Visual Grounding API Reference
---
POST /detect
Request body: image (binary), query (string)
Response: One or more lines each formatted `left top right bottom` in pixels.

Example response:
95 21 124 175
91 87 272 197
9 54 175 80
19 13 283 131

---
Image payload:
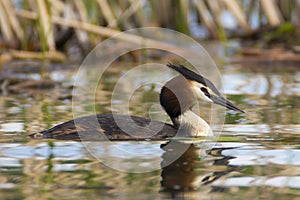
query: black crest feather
167 63 221 96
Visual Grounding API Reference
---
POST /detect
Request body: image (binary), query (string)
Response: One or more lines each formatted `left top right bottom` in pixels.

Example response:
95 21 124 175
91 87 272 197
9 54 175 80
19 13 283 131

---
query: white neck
172 110 213 137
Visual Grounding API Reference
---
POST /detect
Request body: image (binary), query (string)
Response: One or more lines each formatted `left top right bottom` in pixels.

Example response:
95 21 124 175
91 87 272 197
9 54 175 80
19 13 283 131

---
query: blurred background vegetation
0 0 300 62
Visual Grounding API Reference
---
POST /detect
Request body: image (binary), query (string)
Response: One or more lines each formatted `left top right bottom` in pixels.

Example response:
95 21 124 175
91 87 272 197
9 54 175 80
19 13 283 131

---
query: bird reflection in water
160 141 241 197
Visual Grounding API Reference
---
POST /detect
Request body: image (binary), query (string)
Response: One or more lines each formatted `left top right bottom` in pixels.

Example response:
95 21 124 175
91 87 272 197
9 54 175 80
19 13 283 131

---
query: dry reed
0 0 298 61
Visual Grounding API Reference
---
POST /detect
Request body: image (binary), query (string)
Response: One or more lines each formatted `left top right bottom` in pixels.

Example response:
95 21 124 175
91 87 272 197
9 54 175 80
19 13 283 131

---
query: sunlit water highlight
0 60 299 199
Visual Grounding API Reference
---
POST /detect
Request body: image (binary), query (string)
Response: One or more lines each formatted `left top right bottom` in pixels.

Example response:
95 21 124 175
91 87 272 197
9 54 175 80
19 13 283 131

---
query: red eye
201 87 208 93
201 87 210 97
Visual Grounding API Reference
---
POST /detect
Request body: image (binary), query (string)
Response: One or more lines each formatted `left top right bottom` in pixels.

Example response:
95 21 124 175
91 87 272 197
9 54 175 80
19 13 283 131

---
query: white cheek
193 86 213 103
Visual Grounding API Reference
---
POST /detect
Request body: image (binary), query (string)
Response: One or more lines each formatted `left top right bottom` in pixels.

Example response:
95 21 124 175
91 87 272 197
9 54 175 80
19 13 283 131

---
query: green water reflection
0 60 299 199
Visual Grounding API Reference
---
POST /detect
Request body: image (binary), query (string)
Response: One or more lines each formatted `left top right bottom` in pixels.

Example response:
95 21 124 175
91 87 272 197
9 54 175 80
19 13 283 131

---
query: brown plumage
160 75 197 122
29 64 244 140
30 114 177 141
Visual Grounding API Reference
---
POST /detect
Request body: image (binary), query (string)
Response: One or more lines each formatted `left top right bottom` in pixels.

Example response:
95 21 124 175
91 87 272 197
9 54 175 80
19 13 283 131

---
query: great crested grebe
29 64 244 141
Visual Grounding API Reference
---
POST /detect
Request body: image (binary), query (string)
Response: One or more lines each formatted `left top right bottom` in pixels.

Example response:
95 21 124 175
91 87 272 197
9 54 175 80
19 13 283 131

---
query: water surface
0 58 299 199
